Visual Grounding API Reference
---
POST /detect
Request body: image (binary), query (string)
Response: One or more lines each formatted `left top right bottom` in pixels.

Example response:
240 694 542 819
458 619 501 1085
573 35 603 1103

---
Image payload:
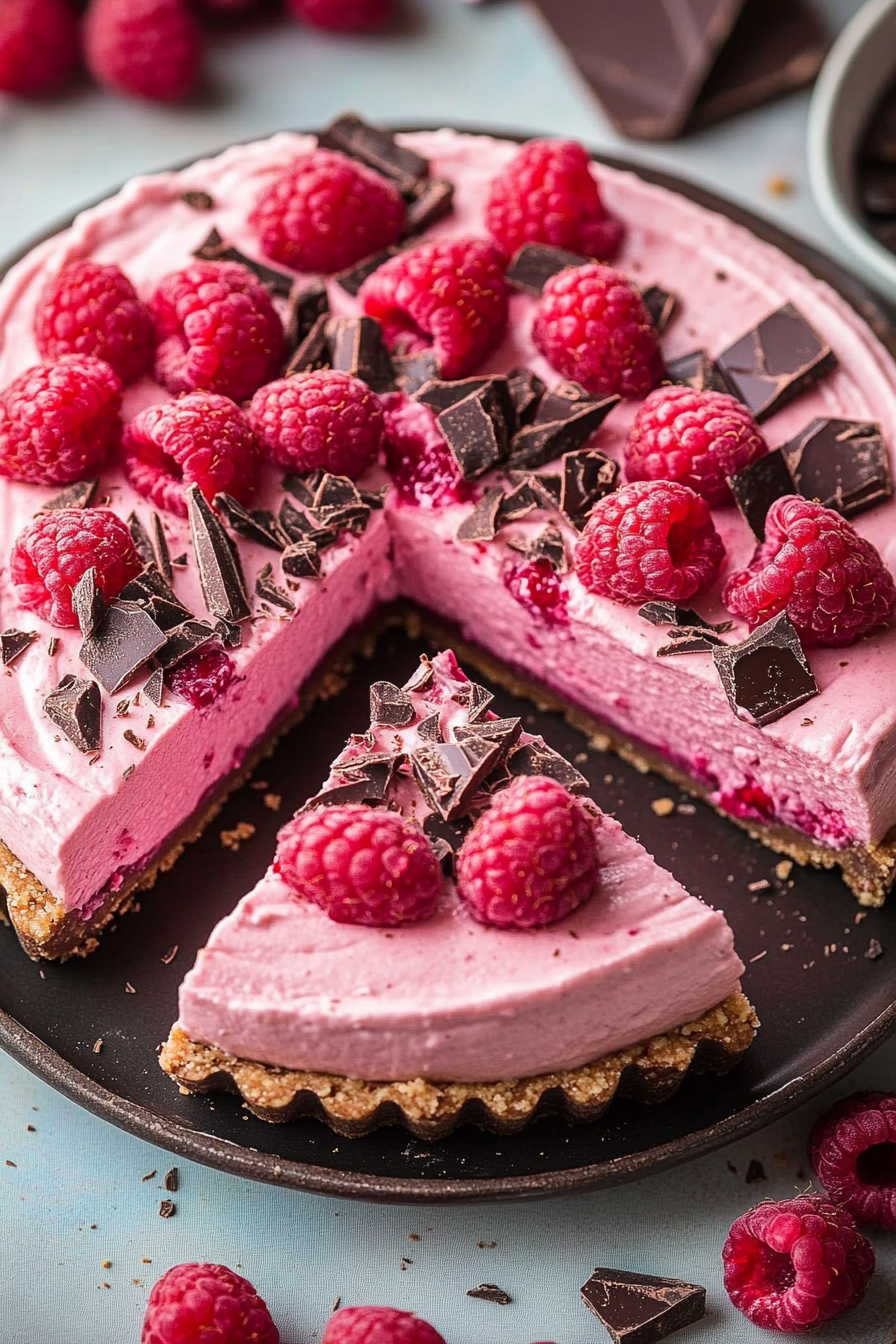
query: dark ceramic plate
1 134 896 1205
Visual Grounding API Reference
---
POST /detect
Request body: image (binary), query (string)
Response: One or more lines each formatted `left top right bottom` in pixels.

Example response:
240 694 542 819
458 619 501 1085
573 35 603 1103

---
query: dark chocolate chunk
281 541 322 579
506 367 545 426
306 778 382 807
866 937 884 961
127 512 156 567
581 1267 706 1344
404 177 455 235
533 380 594 424
560 448 618 525
393 349 441 394
0 629 37 666
423 812 467 872
859 165 896 217
402 657 434 694
496 478 545 523
416 712 443 743
171 554 188 569
506 739 587 791
457 487 504 542
780 418 893 518
283 470 324 507
415 376 493 414
309 474 370 533
72 567 106 640
279 495 315 541
79 601 167 694
411 737 503 821
641 285 679 334
151 513 173 583
155 620 217 669
437 382 513 479
713 611 818 727
212 617 242 649
120 568 191 624
455 716 522 756
187 484 251 623
466 1285 512 1306
509 396 618 471
716 303 837 422
215 493 289 550
745 1158 766 1184
505 242 591 295
665 348 729 394
44 675 102 753
456 681 494 720
158 1200 176 1219
506 524 568 573
285 313 331 376
255 562 294 611
41 479 98 511
728 448 796 540
143 667 164 707
328 315 396 393
318 113 429 197
308 755 400 809
192 228 294 297
285 279 329 352
334 246 402 297
370 680 415 728
360 486 387 511
637 600 730 632
181 190 215 211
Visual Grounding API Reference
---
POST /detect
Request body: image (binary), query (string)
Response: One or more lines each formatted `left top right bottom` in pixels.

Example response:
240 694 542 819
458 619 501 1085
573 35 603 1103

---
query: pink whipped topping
178 651 743 1081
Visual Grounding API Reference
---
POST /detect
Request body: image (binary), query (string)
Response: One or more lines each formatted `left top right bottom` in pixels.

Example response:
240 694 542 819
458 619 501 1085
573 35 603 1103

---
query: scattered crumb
6 1160 16 1168
766 174 794 196
122 765 135 781
102 1261 112 1269
115 700 130 718
26 1124 34 1132
651 797 675 817
123 729 146 752
603 773 613 784
775 860 793 881
866 938 884 961
467 1284 512 1305
249 780 269 790
400 1258 412 1271
676 802 696 815
146 715 155 730
158 1200 176 1218
749 950 768 963
332 1298 341 1313
142 1258 152 1264
408 1234 420 1242
574 752 588 765
124 982 136 994
161 946 178 965
164 1168 178 1193
855 910 868 924
263 793 282 812
220 822 256 852
141 1171 156 1182
93 1040 103 1053
781 944 793 951
745 1159 766 1184
748 879 770 892
477 1241 497 1249
715 270 728 281
47 637 59 657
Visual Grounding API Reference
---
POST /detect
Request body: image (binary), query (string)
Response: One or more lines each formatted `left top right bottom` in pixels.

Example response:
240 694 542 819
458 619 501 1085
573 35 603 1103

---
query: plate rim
1 123 895 1205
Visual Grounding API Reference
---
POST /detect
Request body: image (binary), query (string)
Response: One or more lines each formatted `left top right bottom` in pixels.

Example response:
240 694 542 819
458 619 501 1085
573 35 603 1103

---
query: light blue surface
2 1 895 1341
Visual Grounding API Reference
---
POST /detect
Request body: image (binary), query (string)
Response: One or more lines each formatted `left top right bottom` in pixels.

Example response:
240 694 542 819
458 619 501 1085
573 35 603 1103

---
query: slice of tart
161 650 757 1137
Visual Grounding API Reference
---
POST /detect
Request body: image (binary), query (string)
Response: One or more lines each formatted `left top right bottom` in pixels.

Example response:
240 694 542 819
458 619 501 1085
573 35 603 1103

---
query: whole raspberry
532 264 663 399
0 354 122 485
723 1194 875 1333
505 556 568 623
151 260 284 404
11 509 142 628
84 0 202 103
275 804 441 927
141 1262 279 1344
34 260 155 386
810 1092 896 1229
0 0 79 96
575 480 724 605
168 647 235 708
382 391 469 508
287 0 390 31
723 495 896 647
360 238 508 380
486 138 624 262
456 776 600 929
322 1307 445 1344
248 371 383 478
625 385 768 506
250 150 404 275
124 393 259 517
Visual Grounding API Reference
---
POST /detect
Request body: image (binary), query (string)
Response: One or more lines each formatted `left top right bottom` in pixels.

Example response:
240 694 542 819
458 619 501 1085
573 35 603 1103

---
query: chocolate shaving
192 227 294 297
641 285 679 334
151 514 173 583
327 315 396 393
728 448 796 540
285 279 329 352
72 567 106 640
187 484 251 623
215 493 288 550
437 381 513 479
155 620 217 668
506 739 587 791
181 190 214 210
505 242 591 295
143 668 164 707
497 477 551 523
79 601 167 694
466 1285 512 1306
506 367 546 425
0 629 37 666
404 177 454 234
393 349 441 394
509 395 618 471
716 303 837 422
506 524 568 572
44 675 101 753
411 737 503 821
41 479 98 512
334 246 401 297
713 611 818 727
581 1267 706 1344
665 348 729 394
318 112 429 197
285 312 331 375
281 541 322 579
171 554 187 568
457 487 505 542
127 512 156 567
780 418 893 518
370 680 415 727
560 448 618 525
533 380 594 424
158 1200 176 1219
255 563 294 611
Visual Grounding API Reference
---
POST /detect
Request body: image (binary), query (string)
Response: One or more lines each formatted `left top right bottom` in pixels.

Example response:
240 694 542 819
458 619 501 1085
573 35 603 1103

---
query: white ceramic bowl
808 0 896 302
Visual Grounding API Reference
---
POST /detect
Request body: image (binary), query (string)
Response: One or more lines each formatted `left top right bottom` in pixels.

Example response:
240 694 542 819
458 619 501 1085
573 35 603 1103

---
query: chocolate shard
44 675 102 753
215 493 288 550
457 487 504 542
497 477 546 523
716 303 838 422
281 541 322 579
187 484 251 623
41 478 98 512
181 189 215 211
318 112 429 197
411 737 503 821
560 448 619 525
155 620 217 669
279 495 315 542
506 366 546 426
506 242 591 296
0 629 37 666
657 634 724 656
393 349 441 394
728 448 796 540
370 680 415 728
307 777 384 808
581 1267 706 1344
665 348 729 394
416 712 443 743
466 1285 512 1306
283 470 324 507
143 667 165 707
121 567 192 623
127 512 156 567
192 228 294 297
507 524 568 573
311 473 371 533
255 562 295 611
423 811 468 873
509 396 619 471
285 279 329 352
360 486 387 511
402 656 434 694
713 611 818 727
641 285 679 334
72 567 106 640
404 177 455 235
506 739 587 791
415 376 493 415
437 382 513 479
636 600 730 632
151 513 173 583
212 617 242 649
285 312 331 376
455 716 523 756
334 246 402 297
456 681 494 720
79 601 167 694
328 315 396 393
780 418 893 518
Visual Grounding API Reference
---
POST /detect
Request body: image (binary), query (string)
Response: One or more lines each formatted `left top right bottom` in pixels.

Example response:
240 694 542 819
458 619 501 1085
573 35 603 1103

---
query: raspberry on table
486 138 624 262
723 495 896 647
624 385 768 506
124 392 259 517
0 354 122 485
34 260 156 386
382 391 470 508
574 479 725 605
275 804 442 927
11 508 142 628
505 556 568 624
141 1262 279 1344
150 260 284 404
532 263 664 399
723 1194 875 1333
456 776 600 929
0 0 79 97
321 1306 446 1344
810 1091 896 1230
167 647 236 709
287 0 391 34
84 0 203 103
248 370 384 478
250 149 404 274
360 237 508 380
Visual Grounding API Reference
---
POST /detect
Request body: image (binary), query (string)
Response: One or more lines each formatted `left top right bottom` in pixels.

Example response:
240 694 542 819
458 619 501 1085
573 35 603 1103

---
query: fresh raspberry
286 0 390 32
624 385 768 506
141 1262 279 1344
575 480 724 605
84 0 202 103
723 1194 875 1333
11 508 142 628
321 1307 445 1344
168 647 235 709
150 260 284 404
505 556 568 624
486 138 624 262
360 238 508 380
810 1092 896 1229
34 260 155 386
275 804 441 927
382 391 470 508
532 264 663 400
248 371 383 478
0 0 79 96
723 495 896 647
124 392 259 517
0 354 122 485
456 776 600 929
249 150 404 275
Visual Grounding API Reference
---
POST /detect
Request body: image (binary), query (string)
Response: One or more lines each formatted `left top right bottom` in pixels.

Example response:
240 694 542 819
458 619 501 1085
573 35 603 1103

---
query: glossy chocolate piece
255 563 294 612
641 285 679 334
155 620 217 669
0 629 37 666
215 494 289 551
151 513 173 583
187 484 251 624
456 487 504 542
72 567 106 640
454 716 523 755
416 376 493 414
716 303 837 422
665 349 729 394
437 382 513 479
192 227 294 297
311 474 371 533
44 675 102 753
581 1267 706 1343
416 712 443 743
713 611 818 726
507 738 587 790
127 512 156 567
318 112 429 197
560 448 618 526
393 349 441 394
456 681 494 720
42 479 98 511
506 367 546 425
466 1285 512 1305
285 279 329 352
285 313 331 376
369 681 415 728
506 524 568 572
143 667 164 707
281 542 322 580
404 178 455 235
728 448 796 540
780 417 893 518
509 395 618 471
505 242 590 295
411 737 503 822
327 316 396 393
79 601 167 694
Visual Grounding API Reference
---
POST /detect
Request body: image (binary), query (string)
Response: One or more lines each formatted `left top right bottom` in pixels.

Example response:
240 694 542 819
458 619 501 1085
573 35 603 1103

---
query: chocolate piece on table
370 680 415 728
143 667 165 707
509 396 618 472
80 601 167 694
281 542 322 580
151 513 173 583
411 737 503 822
192 227 294 298
780 418 893 518
0 629 37 666
215 493 288 551
713 611 818 727
716 303 837 422
334 246 402 297
41 479 98 512
507 523 569 572
560 448 619 525
72 567 106 640
127 512 156 567
457 487 505 542
328 316 396 393
581 1266 706 1344
393 349 441 394
641 285 679 334
187 484 251 623
255 562 295 612
728 448 796 540
318 112 429 197
285 312 332 376
437 382 513 479
155 620 217 669
466 1285 512 1306
404 177 455 235
665 349 729 394
505 242 591 295
506 367 546 425
285 279 329 352
507 738 587 791
181 190 214 211
44 675 102 753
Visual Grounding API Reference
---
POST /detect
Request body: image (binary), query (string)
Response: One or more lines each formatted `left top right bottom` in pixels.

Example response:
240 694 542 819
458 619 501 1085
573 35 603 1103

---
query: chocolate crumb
161 946 178 965
123 729 146 752
332 1297 341 1314
467 1284 512 1305
477 1241 497 1249
122 764 135 781
745 1159 766 1183
158 1200 176 1219
141 1171 156 1182
26 1125 34 1132
164 1168 178 1192
866 938 884 960
47 637 59 657
5 1160 16 1168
